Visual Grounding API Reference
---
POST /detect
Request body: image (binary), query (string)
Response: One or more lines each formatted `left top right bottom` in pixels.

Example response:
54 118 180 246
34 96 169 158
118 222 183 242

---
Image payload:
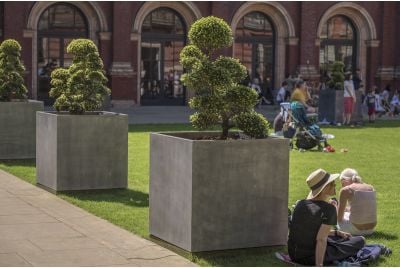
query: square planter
318 90 363 124
150 132 290 252
36 111 128 191
0 100 44 159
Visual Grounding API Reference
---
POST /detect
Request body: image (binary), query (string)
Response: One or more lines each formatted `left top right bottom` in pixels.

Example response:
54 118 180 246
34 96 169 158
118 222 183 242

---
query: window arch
320 15 357 74
140 8 187 105
37 3 88 104
234 12 275 102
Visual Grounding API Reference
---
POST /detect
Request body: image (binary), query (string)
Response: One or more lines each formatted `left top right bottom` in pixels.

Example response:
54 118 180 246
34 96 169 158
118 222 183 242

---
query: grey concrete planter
150 132 290 252
36 111 128 191
0 100 44 159
318 90 363 124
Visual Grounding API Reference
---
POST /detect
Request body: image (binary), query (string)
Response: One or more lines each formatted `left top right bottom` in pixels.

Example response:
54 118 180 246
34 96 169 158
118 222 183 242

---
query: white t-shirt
344 80 355 98
276 87 286 102
381 90 390 101
375 94 385 112
391 95 400 105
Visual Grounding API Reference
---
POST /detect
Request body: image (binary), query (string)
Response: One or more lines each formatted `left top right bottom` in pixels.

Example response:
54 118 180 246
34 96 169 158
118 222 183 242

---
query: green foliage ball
49 39 110 114
180 16 268 139
0 39 28 101
328 61 345 90
234 112 270 139
188 16 233 53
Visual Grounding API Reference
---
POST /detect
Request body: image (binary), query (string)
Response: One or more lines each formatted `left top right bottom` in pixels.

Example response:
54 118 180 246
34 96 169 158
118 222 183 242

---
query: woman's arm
315 224 331 266
338 187 352 221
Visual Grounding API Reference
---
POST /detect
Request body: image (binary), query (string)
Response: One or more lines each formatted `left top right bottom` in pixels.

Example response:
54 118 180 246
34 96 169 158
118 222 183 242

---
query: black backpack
337 244 392 266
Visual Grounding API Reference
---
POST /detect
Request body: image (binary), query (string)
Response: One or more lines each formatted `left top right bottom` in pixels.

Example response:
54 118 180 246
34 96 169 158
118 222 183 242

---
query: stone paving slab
0 169 196 267
0 203 43 216
0 240 42 254
0 213 58 225
19 248 130 267
0 253 32 267
28 237 107 251
0 222 83 240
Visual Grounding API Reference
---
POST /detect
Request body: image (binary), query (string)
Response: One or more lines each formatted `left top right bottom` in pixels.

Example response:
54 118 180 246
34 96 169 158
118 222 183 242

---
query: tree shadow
190 246 288 267
128 124 194 133
59 188 149 208
0 159 35 167
366 230 398 240
128 124 223 133
150 236 288 267
321 120 400 129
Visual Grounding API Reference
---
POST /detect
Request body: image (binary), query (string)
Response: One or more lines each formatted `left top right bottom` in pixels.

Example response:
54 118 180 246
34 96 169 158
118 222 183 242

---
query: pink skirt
344 97 354 114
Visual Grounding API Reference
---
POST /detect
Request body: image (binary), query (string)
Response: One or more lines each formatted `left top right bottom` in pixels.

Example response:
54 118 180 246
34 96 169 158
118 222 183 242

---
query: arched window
234 12 275 101
320 15 357 74
140 8 186 105
37 3 88 104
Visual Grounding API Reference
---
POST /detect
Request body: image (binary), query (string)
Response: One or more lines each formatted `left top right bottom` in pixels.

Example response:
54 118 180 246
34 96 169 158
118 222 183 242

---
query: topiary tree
180 16 269 140
49 39 110 114
328 61 345 90
0 39 28 101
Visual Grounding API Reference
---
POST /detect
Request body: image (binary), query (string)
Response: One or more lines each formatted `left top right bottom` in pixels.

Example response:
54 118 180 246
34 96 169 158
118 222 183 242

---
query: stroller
274 102 329 150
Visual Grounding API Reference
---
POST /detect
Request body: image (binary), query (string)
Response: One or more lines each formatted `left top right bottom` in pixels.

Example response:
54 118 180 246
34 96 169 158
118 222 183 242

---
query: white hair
340 168 363 183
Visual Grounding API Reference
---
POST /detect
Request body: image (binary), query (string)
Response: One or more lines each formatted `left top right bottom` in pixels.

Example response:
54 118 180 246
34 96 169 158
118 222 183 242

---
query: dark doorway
37 3 88 105
140 8 186 105
234 12 275 103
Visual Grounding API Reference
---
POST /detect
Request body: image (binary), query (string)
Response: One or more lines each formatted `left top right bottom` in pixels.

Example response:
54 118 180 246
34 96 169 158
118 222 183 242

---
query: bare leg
347 114 352 125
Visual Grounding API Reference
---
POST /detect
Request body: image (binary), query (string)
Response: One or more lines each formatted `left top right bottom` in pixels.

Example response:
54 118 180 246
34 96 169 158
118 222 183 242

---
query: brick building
0 1 399 106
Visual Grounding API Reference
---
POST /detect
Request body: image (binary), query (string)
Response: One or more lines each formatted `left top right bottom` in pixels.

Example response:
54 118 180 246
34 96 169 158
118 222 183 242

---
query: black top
353 76 362 90
366 94 376 108
288 199 337 262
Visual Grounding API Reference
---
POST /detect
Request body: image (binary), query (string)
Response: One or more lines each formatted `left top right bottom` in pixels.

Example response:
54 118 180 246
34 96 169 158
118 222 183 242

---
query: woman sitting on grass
288 169 365 266
337 168 377 236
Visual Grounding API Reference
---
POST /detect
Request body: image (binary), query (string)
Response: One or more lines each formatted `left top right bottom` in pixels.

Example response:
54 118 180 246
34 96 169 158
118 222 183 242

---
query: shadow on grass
150 235 288 267
128 124 194 133
128 124 224 133
321 120 400 129
366 230 398 240
0 159 35 167
59 188 149 208
191 246 288 267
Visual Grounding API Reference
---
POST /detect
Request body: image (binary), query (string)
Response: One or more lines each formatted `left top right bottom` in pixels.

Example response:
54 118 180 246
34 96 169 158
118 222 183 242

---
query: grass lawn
0 121 399 266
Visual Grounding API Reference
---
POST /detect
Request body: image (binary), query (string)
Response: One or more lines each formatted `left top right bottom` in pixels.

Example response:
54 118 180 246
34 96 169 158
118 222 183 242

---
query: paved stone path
109 105 279 125
45 104 279 125
45 104 400 125
0 169 195 267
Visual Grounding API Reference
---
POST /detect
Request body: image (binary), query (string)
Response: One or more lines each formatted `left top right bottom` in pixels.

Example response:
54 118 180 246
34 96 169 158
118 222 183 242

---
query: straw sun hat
306 168 339 199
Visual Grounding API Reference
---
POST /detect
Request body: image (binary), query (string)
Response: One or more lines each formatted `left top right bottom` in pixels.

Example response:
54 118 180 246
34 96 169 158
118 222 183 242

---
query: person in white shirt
276 81 288 105
390 89 400 116
343 72 356 125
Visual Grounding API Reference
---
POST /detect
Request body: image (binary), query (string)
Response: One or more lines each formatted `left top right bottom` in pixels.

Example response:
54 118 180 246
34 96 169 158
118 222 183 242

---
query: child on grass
364 87 376 122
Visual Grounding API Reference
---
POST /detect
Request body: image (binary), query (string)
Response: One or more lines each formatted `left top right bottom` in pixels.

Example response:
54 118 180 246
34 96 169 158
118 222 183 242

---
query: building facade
0 1 399 106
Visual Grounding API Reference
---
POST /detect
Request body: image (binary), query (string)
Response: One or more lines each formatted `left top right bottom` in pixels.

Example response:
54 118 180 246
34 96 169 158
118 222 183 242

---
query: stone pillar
110 2 136 107
376 2 396 85
22 30 34 98
297 2 319 80
286 37 299 77
365 40 380 90
4 3 33 97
